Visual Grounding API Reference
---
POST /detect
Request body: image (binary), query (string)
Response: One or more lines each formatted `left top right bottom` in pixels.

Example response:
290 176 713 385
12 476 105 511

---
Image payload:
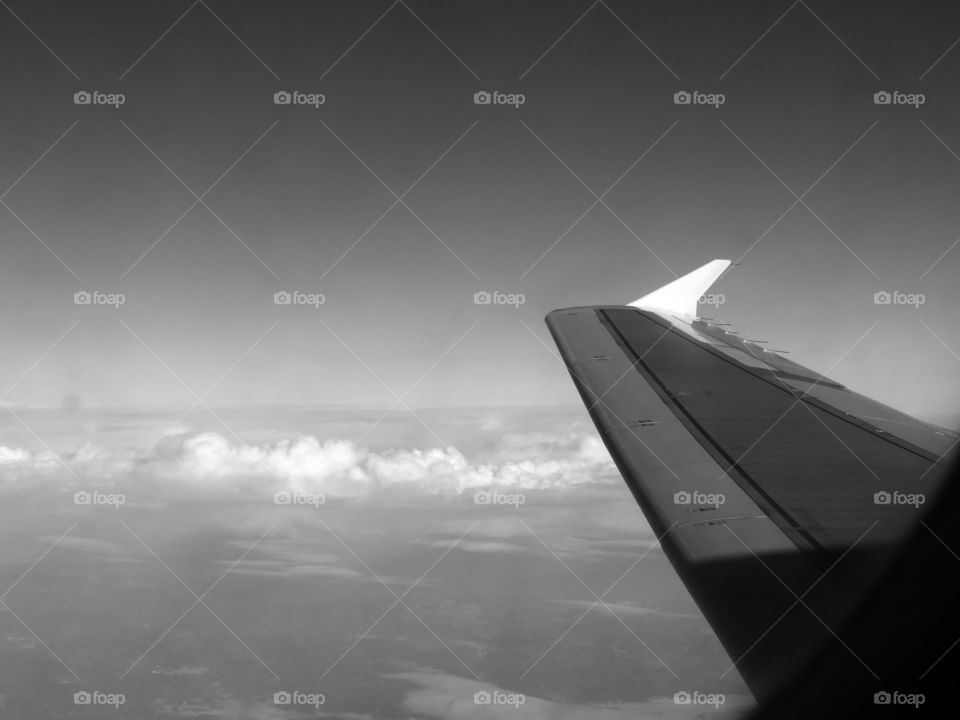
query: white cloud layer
0 430 615 499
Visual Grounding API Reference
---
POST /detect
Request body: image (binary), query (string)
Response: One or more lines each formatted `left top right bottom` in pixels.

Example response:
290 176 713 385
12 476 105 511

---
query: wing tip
628 258 731 317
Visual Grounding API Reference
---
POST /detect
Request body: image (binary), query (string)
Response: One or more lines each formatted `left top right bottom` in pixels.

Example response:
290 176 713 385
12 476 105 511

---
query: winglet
628 259 731 317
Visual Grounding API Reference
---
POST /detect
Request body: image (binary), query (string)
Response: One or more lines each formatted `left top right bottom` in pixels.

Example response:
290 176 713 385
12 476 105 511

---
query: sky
0 0 959 424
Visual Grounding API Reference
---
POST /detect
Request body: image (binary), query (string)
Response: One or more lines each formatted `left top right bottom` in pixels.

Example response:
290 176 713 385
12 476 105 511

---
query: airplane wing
545 259 957 710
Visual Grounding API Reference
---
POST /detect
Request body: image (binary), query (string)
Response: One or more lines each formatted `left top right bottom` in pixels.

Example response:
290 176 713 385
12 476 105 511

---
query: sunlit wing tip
628 258 731 317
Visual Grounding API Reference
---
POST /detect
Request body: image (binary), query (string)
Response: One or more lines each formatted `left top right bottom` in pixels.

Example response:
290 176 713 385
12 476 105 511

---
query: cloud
0 430 615 500
0 441 135 487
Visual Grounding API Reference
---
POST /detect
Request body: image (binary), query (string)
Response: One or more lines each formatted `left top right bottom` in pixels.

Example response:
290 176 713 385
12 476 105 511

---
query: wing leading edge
545 260 956 706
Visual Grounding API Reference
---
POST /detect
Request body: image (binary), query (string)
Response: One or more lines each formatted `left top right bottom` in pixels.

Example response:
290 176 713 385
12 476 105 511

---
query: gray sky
2 0 959 424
